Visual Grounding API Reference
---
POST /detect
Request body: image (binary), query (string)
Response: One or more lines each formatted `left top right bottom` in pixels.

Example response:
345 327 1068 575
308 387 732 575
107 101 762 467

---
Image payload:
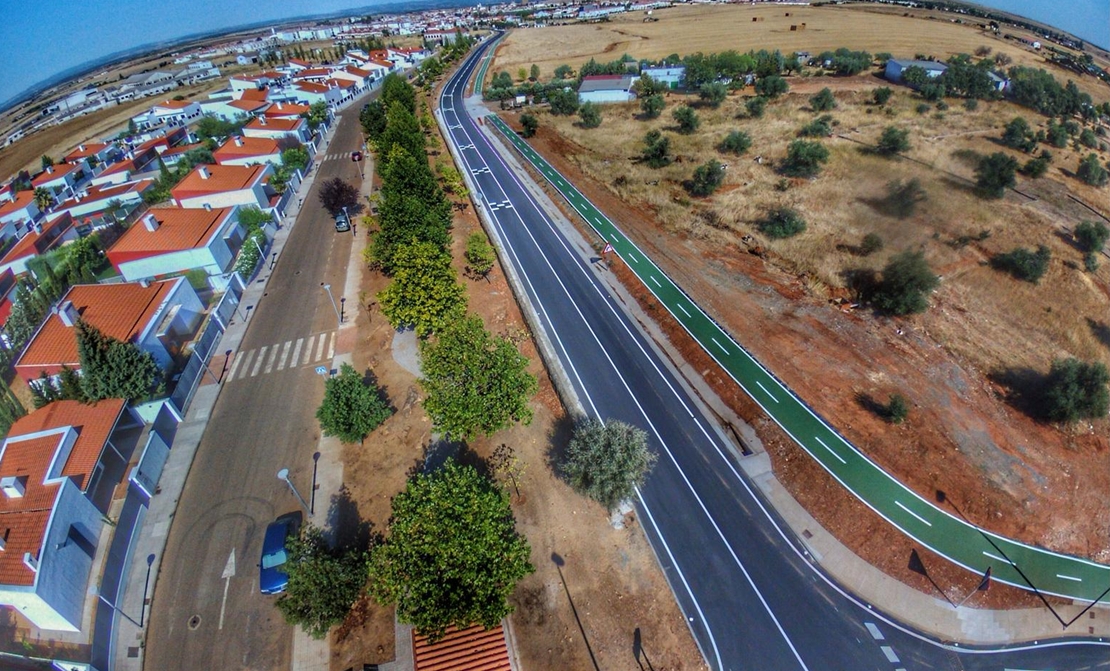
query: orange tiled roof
344 66 372 77
296 68 333 78
172 164 267 197
0 212 73 267
369 59 394 69
412 625 511 671
246 117 303 132
0 191 35 218
293 81 330 94
213 136 281 162
63 142 110 163
228 99 269 112
110 206 233 255
16 281 176 370
326 78 356 90
31 163 80 186
263 102 310 117
0 399 126 586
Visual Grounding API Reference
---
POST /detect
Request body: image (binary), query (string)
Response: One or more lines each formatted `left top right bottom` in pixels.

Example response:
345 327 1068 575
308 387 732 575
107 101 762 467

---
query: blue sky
1 0 1107 108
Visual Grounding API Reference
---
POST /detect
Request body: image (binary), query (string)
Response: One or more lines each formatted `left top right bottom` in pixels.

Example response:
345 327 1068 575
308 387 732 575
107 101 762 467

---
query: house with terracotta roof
107 207 244 283
262 101 310 119
55 179 154 222
199 97 269 123
171 164 276 210
289 81 344 108
293 67 334 83
213 136 283 167
412 624 512 671
0 212 78 278
0 398 143 632
32 163 86 199
243 116 311 143
132 100 203 131
62 142 117 167
14 278 203 385
331 66 375 89
157 142 207 168
0 192 43 242
287 58 312 72
324 78 359 103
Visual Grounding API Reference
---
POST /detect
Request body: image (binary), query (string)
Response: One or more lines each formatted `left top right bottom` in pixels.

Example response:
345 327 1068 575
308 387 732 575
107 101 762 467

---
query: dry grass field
494 3 1109 99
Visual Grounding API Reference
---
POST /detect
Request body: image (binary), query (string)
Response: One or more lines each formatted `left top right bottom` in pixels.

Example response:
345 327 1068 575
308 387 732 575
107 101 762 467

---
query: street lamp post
321 283 341 328
339 297 346 323
140 553 155 627
277 468 311 516
311 452 321 516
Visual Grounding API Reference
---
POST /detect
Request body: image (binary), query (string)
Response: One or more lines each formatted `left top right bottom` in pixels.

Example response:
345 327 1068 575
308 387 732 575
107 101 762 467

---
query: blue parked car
259 512 301 595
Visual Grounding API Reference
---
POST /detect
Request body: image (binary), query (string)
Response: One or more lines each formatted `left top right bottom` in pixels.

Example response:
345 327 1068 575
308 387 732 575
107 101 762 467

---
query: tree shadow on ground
988 366 1044 420
1088 318 1110 350
544 413 578 482
406 439 487 479
855 392 890 421
325 485 380 553
839 267 878 304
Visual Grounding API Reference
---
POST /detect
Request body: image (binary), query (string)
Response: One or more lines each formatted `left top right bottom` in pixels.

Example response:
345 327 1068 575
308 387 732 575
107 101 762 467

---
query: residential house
884 58 948 84
14 278 204 385
424 28 462 44
331 66 374 90
243 116 311 143
133 100 204 131
107 207 244 284
0 269 18 326
31 163 85 200
171 164 276 210
0 398 143 632
0 193 42 242
289 81 344 107
0 212 78 278
158 142 208 169
213 136 283 167
62 143 117 168
262 102 310 119
641 65 685 89
577 75 638 103
198 97 269 123
55 179 154 223
293 67 334 84
286 58 312 73
324 78 359 103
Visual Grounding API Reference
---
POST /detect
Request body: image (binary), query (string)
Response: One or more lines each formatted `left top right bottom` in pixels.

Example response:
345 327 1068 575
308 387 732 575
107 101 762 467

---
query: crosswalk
319 152 353 162
225 331 337 383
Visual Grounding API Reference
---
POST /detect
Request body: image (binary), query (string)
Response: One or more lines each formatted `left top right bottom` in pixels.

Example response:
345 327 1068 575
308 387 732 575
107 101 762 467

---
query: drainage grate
127 647 140 658
188 614 202 630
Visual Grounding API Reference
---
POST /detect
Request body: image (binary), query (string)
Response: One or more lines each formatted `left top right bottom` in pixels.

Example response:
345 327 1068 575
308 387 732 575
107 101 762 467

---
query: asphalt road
143 104 364 670
443 36 1110 671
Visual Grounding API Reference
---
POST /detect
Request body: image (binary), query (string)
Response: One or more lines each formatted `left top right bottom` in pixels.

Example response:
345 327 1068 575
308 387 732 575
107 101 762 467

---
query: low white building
171 164 276 210
577 75 638 103
133 100 203 130
107 207 244 283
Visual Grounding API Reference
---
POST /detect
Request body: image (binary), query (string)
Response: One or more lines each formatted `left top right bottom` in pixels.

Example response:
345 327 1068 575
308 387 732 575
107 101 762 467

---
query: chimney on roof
45 166 54 175
198 166 210 179
143 213 159 232
203 203 212 211
32 221 43 236
0 529 8 552
78 144 86 152
57 300 79 327
0 476 27 500
139 279 150 288
259 116 267 126
234 136 243 147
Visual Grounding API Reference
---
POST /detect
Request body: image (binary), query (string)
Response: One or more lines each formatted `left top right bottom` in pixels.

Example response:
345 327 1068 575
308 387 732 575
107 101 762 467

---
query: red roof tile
213 136 281 163
245 117 304 132
263 102 310 118
171 164 267 199
238 89 271 101
109 206 234 256
63 142 110 163
31 164 80 187
412 625 511 671
0 212 73 268
0 192 36 218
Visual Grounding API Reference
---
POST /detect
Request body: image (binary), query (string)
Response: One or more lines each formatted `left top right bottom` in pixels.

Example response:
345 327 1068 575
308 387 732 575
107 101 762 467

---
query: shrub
799 114 834 138
520 113 538 138
810 87 837 112
1045 122 1069 147
464 232 496 279
640 94 665 119
860 233 884 256
872 87 893 106
963 98 979 111
745 96 768 118
316 363 392 443
687 160 726 197
759 208 807 239
673 106 700 134
1079 128 1099 148
1001 117 1035 152
872 250 939 315
780 140 830 178
1041 358 1110 423
875 126 911 156
718 130 751 156
1084 252 1100 272
991 245 1051 283
641 130 672 168
699 82 728 107
915 103 931 115
754 74 789 98
886 393 909 424
919 82 945 102
548 89 579 115
561 418 656 511
975 152 1018 198
1074 220 1109 253
577 101 602 128
1077 153 1108 187
1021 156 1049 178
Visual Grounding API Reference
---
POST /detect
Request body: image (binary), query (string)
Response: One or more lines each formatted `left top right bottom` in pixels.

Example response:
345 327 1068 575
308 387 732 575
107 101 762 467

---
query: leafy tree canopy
1041 358 1110 423
316 363 392 443
378 241 466 337
780 140 830 178
75 321 162 401
276 526 370 639
561 418 656 511
872 250 939 316
317 177 360 216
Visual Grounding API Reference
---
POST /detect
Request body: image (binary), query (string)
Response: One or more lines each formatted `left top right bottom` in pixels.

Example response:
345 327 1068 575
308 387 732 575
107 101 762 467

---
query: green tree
900 65 928 88
1001 117 1035 152
1074 220 1109 253
759 208 807 239
380 73 416 113
33 187 53 211
554 64 573 80
699 82 728 108
886 394 909 424
799 114 834 138
672 105 700 134
687 159 725 197
419 314 536 439
1079 128 1098 149
276 526 370 639
316 363 392 443
464 232 496 279
548 89 579 116
577 101 602 128
872 87 893 106
810 87 836 112
754 74 788 99
378 242 466 337
975 152 1018 198
991 245 1051 283
780 140 830 178
195 114 245 141
919 82 946 102
718 130 751 156
1077 153 1108 187
561 418 656 511
641 130 672 169
1021 156 1049 178
745 96 768 118
876 126 911 156
76 321 162 401
360 100 387 141
872 250 939 315
640 94 665 119
317 177 360 216
304 101 329 130
519 113 538 138
40 155 54 170
529 63 540 81
368 460 533 640
281 146 309 172
376 102 424 169
1045 122 1069 148
1041 358 1110 423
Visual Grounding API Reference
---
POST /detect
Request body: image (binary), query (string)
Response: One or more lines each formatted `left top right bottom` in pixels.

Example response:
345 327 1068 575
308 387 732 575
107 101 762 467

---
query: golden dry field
494 3 1109 100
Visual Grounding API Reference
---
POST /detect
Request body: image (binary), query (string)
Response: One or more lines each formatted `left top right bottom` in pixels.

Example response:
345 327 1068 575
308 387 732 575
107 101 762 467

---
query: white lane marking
250 347 267 377
303 335 316 365
710 337 729 354
277 340 292 370
235 350 255 380
628 252 638 263
1056 574 1082 582
813 435 846 464
895 501 933 527
226 351 244 381
263 344 280 374
327 332 336 360
756 381 779 403
219 548 236 630
650 276 662 288
865 622 883 640
881 646 899 663
676 303 691 318
315 334 326 361
290 338 303 369
983 551 1011 565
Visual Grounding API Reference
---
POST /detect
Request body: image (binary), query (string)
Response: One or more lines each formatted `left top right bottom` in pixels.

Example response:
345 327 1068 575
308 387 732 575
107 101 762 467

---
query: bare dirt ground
497 72 1110 605
329 83 703 669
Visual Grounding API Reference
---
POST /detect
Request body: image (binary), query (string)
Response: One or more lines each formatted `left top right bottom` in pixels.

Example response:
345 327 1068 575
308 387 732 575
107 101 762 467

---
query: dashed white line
250 347 267 377
627 252 638 263
881 646 900 663
1056 573 1082 582
650 276 662 288
894 501 933 527
710 337 729 354
756 381 779 403
865 622 884 640
813 435 846 464
676 303 691 318
983 550 1011 565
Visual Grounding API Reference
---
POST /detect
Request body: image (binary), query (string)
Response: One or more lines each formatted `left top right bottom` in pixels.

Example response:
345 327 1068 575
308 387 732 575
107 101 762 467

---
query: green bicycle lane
472 33 504 96
489 114 1110 602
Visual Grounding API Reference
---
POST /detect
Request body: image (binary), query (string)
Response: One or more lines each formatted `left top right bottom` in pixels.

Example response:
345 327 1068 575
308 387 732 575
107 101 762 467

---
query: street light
277 468 311 516
321 283 341 328
139 553 155 627
311 452 321 516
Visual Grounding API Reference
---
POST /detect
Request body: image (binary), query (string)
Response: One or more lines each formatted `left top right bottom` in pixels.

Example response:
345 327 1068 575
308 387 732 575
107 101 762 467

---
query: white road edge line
894 501 933 527
983 551 1012 565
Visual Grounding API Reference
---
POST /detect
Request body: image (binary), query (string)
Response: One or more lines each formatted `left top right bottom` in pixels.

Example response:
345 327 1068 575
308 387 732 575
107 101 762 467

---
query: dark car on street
259 511 301 595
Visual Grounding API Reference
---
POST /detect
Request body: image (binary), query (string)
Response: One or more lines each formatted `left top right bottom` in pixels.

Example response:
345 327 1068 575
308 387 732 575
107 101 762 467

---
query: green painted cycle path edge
489 114 1110 603
472 33 504 96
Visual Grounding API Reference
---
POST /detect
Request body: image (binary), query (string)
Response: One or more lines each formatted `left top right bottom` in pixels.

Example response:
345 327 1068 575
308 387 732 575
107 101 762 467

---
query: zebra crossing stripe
327 333 336 360
315 334 327 361
263 346 279 374
277 340 292 370
226 351 245 381
303 335 316 366
291 338 303 368
236 349 255 380
250 347 267 377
